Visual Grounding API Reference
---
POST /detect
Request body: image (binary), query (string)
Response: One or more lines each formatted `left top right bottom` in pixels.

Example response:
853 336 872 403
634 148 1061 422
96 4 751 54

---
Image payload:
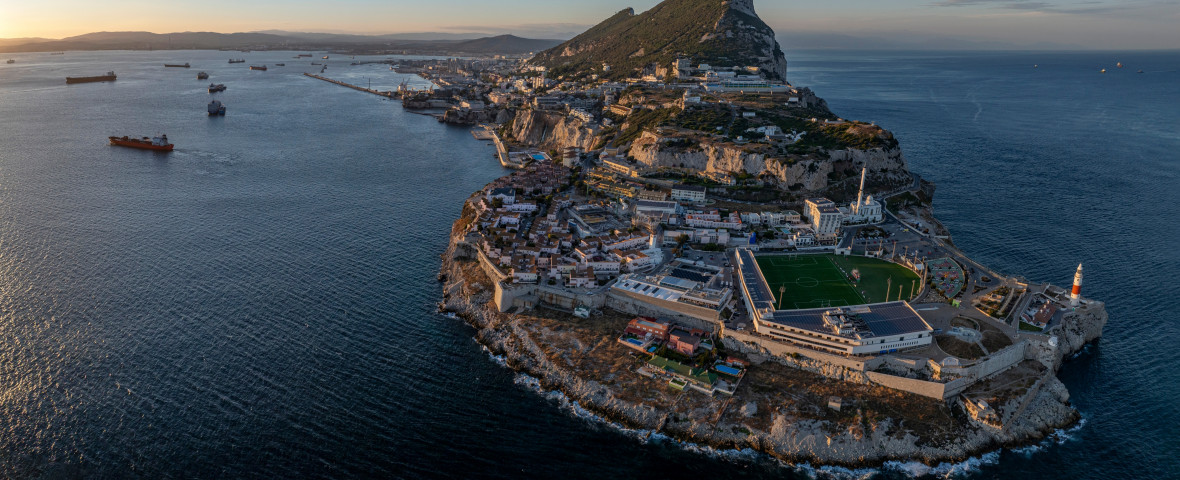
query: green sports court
754 254 922 310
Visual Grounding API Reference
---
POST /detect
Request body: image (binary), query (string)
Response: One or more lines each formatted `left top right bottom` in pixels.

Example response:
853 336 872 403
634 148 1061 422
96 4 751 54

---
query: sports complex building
734 249 933 355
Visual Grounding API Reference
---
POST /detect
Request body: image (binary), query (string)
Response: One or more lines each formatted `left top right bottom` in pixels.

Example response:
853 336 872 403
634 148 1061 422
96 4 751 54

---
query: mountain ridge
529 0 787 81
0 31 561 55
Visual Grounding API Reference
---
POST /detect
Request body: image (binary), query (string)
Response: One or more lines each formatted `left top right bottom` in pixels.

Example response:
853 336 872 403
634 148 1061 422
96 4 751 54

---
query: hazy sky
1 0 1177 49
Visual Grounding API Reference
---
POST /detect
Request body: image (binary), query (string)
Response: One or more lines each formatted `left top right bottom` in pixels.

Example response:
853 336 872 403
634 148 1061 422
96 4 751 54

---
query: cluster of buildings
470 163 673 288
617 316 747 395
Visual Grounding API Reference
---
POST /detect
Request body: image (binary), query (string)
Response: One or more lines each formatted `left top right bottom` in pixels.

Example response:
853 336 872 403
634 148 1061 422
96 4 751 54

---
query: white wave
479 344 509 367
882 450 1001 478
484 348 1077 478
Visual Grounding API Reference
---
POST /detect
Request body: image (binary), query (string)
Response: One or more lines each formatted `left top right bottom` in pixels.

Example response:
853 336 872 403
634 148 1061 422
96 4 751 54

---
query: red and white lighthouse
1070 263 1083 307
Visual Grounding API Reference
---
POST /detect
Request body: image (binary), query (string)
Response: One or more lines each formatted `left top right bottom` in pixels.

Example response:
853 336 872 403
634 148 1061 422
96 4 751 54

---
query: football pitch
754 254 922 310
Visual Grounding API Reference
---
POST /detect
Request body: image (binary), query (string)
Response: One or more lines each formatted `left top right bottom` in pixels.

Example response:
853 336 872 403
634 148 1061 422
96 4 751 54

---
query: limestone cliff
627 134 911 191
507 109 601 152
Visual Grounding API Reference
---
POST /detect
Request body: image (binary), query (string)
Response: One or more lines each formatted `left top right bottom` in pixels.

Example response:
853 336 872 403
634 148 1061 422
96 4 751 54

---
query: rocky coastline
437 192 1107 468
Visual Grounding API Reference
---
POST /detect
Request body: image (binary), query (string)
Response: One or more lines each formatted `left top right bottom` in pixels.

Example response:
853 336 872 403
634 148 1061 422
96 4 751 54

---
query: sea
0 48 1176 479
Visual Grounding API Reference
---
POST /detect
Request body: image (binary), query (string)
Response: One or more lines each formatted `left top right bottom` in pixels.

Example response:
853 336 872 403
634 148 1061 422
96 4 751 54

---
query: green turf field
754 254 922 310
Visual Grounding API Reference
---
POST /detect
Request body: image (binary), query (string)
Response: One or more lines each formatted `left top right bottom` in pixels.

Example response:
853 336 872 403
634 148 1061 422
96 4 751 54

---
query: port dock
303 73 395 98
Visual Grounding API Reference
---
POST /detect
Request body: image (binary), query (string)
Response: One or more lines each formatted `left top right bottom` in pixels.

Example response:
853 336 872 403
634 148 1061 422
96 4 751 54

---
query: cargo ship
274 63 285 66
208 83 226 93
165 62 190 68
228 59 245 64
109 134 173 151
207 100 226 116
297 54 312 58
249 65 267 71
66 71 116 84
197 71 209 80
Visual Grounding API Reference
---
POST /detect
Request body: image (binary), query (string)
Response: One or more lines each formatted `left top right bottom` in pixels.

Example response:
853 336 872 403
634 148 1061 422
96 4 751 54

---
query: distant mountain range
0 31 562 55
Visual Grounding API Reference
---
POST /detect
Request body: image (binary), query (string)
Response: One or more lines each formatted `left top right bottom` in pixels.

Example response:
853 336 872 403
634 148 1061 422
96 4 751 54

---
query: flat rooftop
763 302 931 339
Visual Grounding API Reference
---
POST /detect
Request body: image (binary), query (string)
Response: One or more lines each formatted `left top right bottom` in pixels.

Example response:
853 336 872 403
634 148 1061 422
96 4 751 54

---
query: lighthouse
1070 263 1083 307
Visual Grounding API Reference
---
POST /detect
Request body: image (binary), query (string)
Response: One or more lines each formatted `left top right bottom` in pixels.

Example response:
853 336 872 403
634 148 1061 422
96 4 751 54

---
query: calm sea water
0 49 1176 479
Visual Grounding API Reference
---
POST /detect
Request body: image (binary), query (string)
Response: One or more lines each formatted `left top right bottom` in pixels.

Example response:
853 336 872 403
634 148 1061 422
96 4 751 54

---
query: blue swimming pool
714 365 742 376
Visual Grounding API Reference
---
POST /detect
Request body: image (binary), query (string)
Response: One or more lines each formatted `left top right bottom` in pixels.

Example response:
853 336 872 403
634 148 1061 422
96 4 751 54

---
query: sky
0 0 1177 50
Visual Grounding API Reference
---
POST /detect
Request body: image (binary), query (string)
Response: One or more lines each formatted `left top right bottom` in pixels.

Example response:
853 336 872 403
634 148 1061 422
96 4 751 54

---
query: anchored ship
207 100 226 116
164 62 190 68
197 71 209 80
228 59 245 64
249 65 267 71
208 83 226 93
109 134 173 151
66 71 116 84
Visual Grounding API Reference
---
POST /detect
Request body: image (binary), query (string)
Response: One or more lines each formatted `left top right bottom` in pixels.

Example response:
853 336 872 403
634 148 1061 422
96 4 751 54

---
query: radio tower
1070 264 1084 307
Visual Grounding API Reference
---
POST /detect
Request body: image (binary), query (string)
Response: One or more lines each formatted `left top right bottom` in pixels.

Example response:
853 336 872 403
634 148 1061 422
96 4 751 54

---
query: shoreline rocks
437 218 1106 468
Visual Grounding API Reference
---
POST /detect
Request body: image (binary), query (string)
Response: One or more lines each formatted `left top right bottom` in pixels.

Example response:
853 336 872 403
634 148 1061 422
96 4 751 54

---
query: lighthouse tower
1070 263 1084 307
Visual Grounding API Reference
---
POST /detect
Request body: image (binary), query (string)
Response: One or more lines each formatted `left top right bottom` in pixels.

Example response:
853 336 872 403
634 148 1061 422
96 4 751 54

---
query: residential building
670 184 707 203
805 198 843 241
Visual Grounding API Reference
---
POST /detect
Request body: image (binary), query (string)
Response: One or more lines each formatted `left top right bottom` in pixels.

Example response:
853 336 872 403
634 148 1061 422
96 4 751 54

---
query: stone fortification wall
534 284 607 310
605 290 721 332
970 341 1027 380
494 281 536 312
723 330 878 373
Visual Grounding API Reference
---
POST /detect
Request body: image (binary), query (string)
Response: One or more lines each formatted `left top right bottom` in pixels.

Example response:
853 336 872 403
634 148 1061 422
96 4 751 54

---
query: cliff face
508 109 601 151
627 134 911 190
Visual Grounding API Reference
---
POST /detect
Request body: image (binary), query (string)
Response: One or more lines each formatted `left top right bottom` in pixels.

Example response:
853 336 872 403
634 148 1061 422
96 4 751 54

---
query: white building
488 187 516 205
844 168 883 224
805 198 843 241
670 184 707 203
685 210 744 230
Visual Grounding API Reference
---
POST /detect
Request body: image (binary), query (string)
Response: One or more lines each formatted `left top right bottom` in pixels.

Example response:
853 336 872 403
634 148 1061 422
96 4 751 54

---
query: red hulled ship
109 134 174 151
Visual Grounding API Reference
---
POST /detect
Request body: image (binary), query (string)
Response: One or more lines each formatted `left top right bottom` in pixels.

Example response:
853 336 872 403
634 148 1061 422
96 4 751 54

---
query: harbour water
0 49 1177 478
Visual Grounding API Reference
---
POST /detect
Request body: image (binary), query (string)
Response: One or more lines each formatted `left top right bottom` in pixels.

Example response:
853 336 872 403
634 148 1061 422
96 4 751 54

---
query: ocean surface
0 49 1176 479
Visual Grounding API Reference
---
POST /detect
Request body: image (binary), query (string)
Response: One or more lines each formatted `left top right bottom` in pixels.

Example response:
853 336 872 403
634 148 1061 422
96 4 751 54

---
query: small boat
228 59 245 64
1100 68 1106 73
5 59 14 64
207 100 226 116
1033 64 1038 68
197 71 209 80
109 134 173 151
66 71 116 84
322 55 329 59
164 62 190 68
249 65 267 71
208 83 226 93
274 63 285 66
1137 69 1144 73
1117 62 1124 68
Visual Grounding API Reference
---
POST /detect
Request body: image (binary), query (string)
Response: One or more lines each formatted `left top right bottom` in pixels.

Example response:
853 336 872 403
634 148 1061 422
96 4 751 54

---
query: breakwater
303 73 395 98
